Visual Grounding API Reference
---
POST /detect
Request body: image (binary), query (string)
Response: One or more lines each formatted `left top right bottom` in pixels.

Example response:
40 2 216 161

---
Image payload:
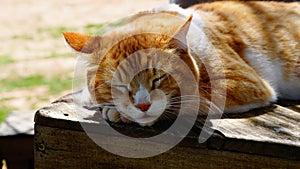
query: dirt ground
0 0 166 112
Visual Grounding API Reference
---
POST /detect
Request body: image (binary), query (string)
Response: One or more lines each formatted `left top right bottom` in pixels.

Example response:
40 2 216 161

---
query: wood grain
34 92 300 168
35 125 300 169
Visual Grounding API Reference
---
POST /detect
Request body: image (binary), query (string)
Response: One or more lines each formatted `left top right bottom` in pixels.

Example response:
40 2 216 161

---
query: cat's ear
168 15 192 51
168 15 199 80
63 32 99 54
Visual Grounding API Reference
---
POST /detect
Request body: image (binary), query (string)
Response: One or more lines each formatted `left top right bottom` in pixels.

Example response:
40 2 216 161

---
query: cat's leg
201 49 278 113
102 107 131 123
102 107 120 122
222 76 277 113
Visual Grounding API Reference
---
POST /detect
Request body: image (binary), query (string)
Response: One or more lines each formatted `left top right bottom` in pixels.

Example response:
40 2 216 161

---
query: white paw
102 107 121 122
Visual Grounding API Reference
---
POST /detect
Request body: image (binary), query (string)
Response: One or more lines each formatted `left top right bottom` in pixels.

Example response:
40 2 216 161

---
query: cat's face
64 16 199 126
96 45 183 126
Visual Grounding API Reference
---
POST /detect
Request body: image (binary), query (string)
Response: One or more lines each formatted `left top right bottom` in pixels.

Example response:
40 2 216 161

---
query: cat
63 1 300 126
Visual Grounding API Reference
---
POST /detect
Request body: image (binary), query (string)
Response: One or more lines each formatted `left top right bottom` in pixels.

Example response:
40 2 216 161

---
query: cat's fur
64 1 300 126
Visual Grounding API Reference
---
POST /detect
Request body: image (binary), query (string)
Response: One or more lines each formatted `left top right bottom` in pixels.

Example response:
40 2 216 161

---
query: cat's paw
102 107 121 122
101 107 132 123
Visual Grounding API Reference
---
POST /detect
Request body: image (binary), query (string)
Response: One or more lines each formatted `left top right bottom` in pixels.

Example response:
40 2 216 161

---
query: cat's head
64 15 200 126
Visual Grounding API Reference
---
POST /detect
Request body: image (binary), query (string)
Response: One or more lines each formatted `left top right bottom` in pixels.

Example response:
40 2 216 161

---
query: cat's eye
152 74 167 88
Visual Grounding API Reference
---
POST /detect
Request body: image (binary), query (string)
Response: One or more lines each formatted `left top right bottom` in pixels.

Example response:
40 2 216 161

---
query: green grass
0 74 45 92
0 74 72 95
47 75 73 95
0 74 72 113
0 106 13 123
0 55 14 65
0 98 15 123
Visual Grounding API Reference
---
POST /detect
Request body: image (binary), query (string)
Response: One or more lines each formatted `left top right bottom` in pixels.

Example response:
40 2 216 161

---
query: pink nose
136 103 151 111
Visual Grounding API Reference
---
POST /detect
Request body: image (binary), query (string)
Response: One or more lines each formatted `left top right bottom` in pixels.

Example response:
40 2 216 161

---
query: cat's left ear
168 15 192 52
63 32 100 54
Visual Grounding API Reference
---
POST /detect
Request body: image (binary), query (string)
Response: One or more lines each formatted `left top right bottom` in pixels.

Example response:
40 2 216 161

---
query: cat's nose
136 102 151 112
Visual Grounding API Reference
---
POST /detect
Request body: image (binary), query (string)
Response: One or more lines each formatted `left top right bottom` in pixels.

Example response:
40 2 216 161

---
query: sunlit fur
64 1 300 126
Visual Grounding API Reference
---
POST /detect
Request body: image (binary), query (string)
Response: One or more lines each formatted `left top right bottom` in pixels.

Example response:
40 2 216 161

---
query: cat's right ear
63 32 99 54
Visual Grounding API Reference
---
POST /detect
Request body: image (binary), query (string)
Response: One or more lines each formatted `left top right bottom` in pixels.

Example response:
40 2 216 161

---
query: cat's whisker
161 111 178 120
168 99 198 103
169 95 201 100
166 97 222 114
164 107 199 113
167 100 204 105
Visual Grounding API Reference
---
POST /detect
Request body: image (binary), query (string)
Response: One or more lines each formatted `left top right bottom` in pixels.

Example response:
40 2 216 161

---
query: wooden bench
34 91 300 168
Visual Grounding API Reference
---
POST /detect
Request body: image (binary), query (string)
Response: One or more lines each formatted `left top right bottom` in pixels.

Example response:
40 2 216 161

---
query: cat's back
192 1 300 52
192 1 300 24
192 1 300 99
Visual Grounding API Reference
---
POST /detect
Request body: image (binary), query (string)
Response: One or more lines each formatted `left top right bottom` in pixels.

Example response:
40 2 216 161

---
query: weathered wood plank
34 91 300 168
211 104 300 147
35 125 300 169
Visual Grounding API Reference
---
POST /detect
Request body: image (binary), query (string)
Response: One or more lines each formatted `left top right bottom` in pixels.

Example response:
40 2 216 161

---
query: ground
0 0 166 122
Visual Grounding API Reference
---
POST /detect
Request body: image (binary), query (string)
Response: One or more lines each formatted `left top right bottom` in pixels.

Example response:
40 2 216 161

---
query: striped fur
64 1 300 126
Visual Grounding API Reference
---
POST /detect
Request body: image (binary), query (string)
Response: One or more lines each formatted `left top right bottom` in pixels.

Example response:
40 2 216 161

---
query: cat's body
64 1 300 126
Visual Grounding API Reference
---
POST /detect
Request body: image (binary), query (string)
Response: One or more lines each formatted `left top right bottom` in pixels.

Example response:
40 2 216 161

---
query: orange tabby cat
64 1 300 126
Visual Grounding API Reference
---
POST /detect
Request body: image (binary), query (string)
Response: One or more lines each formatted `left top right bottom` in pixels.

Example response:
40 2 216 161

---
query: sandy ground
0 0 167 111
